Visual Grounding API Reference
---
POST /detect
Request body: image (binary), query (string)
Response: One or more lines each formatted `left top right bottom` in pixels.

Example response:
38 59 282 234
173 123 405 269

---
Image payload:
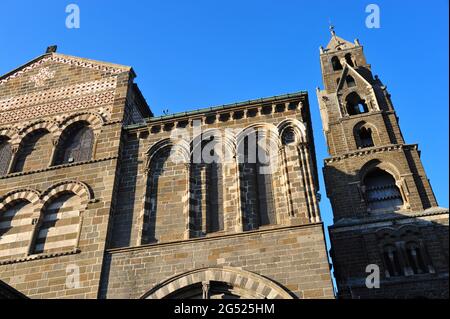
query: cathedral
0 31 447 299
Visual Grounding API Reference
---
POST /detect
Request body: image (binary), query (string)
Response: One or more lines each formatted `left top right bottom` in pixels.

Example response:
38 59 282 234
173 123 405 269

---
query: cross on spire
329 23 336 37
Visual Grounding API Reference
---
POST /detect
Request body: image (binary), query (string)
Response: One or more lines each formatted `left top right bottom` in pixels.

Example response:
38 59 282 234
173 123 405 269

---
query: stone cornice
0 156 118 180
324 144 418 164
124 92 308 132
106 222 324 255
329 207 449 231
0 248 81 266
332 110 388 124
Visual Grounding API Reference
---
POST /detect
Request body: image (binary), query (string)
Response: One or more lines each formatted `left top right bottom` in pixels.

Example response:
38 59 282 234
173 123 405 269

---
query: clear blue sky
1 0 448 269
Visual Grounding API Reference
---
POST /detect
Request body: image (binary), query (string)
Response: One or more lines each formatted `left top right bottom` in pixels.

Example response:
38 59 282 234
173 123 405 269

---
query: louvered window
364 168 403 212
358 127 374 148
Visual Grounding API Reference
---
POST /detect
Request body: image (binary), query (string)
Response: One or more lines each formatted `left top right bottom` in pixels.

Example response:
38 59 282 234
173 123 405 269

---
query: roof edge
0 51 134 83
0 53 50 82
125 91 308 130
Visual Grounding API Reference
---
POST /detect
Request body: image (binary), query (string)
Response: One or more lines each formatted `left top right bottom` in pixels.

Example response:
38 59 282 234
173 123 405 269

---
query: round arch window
364 168 403 212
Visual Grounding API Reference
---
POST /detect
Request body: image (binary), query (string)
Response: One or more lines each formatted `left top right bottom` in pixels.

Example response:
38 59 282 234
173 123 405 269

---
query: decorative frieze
0 54 127 87
0 77 117 112
0 92 114 124
29 67 55 88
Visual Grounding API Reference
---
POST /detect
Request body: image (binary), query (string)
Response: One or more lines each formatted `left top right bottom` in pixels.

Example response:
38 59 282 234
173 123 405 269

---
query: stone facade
317 30 449 298
0 52 151 298
0 49 334 299
103 90 334 299
1 30 447 299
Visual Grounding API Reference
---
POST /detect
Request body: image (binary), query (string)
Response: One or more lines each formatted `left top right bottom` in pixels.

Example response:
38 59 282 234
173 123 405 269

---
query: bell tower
317 28 449 299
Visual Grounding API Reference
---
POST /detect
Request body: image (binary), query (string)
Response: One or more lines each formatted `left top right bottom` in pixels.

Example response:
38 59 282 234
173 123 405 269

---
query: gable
325 35 357 52
0 53 132 125
336 65 371 92
0 53 130 88
0 53 132 101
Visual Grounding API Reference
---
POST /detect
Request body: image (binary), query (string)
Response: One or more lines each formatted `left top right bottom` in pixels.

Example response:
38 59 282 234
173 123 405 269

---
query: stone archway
141 267 294 299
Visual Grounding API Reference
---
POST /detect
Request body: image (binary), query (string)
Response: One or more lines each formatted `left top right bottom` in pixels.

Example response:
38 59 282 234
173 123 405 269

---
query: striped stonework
33 193 81 254
142 267 294 299
0 200 34 259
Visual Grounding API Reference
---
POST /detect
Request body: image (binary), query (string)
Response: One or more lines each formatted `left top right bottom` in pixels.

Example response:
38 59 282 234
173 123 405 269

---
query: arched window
346 92 369 116
143 144 189 244
363 168 404 212
206 162 224 233
0 200 34 259
345 53 354 67
144 148 170 244
357 127 374 148
13 129 53 173
54 122 94 165
346 75 356 87
383 244 403 277
406 242 428 275
238 131 276 230
33 193 81 254
0 137 12 176
331 56 343 71
281 127 297 145
189 135 225 236
257 150 276 226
